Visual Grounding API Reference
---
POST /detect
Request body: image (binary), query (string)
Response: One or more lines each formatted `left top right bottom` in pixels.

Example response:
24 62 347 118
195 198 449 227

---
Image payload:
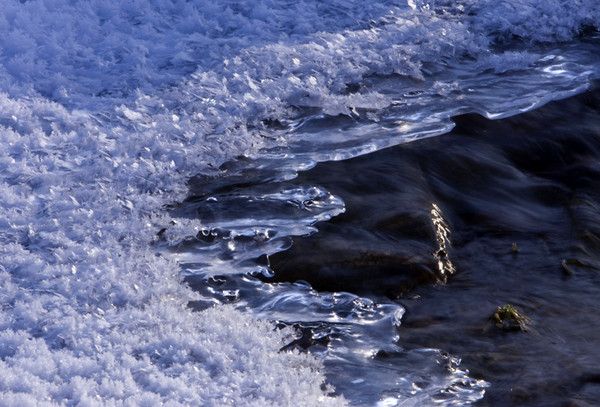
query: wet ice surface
168 41 600 405
172 169 488 406
174 85 600 405
1 0 600 404
269 87 600 405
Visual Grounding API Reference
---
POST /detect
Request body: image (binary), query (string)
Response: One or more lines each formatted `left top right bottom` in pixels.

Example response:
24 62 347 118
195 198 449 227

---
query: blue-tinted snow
0 0 598 404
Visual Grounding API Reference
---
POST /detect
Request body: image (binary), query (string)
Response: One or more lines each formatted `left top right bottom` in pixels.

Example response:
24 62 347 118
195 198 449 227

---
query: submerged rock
491 304 530 332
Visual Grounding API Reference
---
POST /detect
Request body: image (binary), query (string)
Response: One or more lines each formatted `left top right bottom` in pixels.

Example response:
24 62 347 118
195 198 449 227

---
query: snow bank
0 0 598 404
0 92 345 404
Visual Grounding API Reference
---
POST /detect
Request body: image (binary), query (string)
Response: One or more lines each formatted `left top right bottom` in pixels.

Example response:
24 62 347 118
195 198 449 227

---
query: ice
0 0 598 404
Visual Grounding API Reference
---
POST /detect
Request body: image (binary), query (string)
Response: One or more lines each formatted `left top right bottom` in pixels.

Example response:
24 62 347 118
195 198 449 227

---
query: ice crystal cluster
0 0 597 404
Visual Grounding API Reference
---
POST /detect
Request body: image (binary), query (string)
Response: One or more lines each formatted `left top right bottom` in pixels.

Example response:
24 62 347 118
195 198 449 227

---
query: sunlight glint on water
0 0 599 404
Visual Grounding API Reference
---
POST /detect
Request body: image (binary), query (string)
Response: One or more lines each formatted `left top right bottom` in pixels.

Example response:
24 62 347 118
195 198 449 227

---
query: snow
0 0 598 404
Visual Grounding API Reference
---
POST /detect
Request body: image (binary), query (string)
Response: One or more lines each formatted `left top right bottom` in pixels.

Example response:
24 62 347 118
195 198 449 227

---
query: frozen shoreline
0 1 598 404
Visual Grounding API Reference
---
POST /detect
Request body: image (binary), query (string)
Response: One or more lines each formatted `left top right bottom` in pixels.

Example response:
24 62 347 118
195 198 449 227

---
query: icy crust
0 95 344 405
470 0 600 43
0 0 599 405
0 1 598 113
0 303 343 406
0 0 410 105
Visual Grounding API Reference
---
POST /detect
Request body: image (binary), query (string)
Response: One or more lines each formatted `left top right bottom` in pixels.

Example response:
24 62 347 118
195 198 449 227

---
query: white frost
0 0 598 405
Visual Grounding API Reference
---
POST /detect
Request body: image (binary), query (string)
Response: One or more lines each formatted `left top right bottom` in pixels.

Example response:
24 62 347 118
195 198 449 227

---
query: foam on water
0 0 599 404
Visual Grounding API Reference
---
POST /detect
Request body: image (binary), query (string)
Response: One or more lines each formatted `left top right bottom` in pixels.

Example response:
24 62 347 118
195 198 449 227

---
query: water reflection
431 203 455 282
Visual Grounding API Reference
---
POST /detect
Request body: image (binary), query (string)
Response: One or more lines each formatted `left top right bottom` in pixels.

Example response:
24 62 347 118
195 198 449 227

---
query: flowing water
1 1 600 404
169 62 600 407
270 87 600 406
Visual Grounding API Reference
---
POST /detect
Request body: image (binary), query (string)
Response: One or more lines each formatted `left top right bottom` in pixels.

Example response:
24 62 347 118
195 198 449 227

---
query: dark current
270 85 600 406
176 83 600 405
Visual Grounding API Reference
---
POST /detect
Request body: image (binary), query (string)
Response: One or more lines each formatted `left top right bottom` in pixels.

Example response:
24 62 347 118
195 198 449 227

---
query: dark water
176 84 600 406
266 85 600 406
